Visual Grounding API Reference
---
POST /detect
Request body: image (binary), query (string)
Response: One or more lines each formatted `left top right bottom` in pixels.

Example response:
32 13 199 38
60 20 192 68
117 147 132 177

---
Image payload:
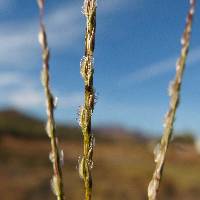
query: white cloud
45 3 82 48
8 88 43 108
123 57 175 84
120 47 200 85
0 72 24 86
0 70 42 108
58 92 83 108
0 0 135 68
0 0 138 111
0 70 82 109
0 83 84 110
0 22 38 67
7 89 83 110
98 0 141 13
0 3 82 68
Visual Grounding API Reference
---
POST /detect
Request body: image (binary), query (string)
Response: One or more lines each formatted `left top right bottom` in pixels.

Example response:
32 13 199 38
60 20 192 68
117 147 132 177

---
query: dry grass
1 135 200 200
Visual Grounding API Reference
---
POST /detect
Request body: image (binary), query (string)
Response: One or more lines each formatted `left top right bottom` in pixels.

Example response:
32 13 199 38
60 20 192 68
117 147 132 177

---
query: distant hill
0 109 81 140
0 116 198 200
0 109 194 144
0 109 150 143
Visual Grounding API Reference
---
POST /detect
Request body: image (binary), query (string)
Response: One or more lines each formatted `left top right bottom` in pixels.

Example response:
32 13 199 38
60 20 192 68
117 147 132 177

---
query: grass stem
79 1 97 200
37 1 65 199
147 1 196 200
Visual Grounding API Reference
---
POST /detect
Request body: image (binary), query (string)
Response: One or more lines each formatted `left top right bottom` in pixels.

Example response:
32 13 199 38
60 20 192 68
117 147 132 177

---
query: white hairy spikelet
51 175 60 196
78 157 85 179
37 0 44 9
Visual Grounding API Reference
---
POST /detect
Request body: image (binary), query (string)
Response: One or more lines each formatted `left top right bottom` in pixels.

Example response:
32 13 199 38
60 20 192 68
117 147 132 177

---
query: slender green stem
37 1 65 199
147 1 196 200
79 1 97 200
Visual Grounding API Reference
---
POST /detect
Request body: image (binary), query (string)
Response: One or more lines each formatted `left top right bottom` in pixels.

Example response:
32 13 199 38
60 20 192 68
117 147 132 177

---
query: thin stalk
147 1 196 200
37 0 65 199
79 1 97 200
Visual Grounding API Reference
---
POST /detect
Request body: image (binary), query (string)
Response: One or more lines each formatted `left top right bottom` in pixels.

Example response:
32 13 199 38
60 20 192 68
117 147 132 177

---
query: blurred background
0 0 200 199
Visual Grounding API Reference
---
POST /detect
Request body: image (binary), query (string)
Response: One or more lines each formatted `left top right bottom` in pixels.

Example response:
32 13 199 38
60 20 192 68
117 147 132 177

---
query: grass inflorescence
147 1 196 200
78 0 97 200
37 0 65 199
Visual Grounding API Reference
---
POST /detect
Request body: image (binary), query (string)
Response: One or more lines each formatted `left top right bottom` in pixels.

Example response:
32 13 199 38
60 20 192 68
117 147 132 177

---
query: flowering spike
79 0 97 199
37 0 65 199
147 1 196 200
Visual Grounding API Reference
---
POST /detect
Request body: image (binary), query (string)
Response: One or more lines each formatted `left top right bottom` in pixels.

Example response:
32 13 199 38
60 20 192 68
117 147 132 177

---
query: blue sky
0 0 199 135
